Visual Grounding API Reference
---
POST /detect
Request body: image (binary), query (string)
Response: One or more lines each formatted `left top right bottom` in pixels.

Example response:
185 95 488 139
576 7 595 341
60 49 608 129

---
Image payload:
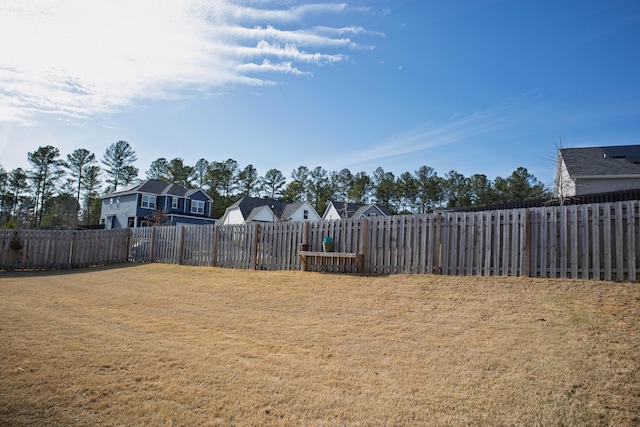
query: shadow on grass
0 262 154 278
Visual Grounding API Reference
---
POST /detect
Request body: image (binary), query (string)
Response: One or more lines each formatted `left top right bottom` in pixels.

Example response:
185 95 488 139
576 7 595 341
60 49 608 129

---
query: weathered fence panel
0 228 129 271
3 201 640 280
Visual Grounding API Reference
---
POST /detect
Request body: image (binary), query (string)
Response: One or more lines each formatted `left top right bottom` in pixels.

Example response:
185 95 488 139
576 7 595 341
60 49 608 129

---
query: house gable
323 201 390 220
282 201 320 221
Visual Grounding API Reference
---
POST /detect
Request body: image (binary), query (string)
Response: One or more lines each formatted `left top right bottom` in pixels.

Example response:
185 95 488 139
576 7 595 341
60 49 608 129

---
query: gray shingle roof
105 179 208 198
561 145 640 178
232 197 288 220
329 201 391 218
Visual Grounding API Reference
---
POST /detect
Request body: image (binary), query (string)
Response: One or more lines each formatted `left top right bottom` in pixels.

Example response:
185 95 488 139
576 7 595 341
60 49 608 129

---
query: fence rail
1 201 639 281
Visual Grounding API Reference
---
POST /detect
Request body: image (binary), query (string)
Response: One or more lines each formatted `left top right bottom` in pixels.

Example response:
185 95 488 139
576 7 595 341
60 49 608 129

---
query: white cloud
0 0 379 125
327 104 527 172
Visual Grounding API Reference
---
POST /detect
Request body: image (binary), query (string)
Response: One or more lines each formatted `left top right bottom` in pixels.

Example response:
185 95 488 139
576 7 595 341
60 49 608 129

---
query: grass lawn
1 264 639 426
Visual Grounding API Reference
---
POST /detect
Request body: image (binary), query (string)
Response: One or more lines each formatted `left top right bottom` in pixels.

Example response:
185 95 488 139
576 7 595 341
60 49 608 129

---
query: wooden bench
298 251 364 272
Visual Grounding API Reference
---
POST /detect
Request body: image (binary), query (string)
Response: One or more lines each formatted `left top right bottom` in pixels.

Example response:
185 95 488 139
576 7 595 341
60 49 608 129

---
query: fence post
252 223 260 270
522 209 531 277
360 218 368 273
211 225 219 267
125 229 131 263
150 227 156 263
433 213 442 275
302 221 309 246
177 226 185 265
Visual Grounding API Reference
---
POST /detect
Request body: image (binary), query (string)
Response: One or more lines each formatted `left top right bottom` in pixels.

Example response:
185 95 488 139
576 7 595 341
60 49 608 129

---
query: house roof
104 179 211 200
561 145 640 178
229 197 289 220
328 201 391 218
226 197 315 222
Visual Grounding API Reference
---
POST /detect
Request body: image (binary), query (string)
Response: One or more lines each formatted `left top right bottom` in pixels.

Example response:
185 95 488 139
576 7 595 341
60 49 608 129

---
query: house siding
221 208 245 225
101 195 139 230
250 207 277 222
288 202 321 221
574 177 640 195
323 205 341 220
100 180 214 229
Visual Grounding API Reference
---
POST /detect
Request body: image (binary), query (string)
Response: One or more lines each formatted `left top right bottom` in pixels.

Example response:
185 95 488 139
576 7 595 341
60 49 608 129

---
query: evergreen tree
349 171 372 204
308 166 333 213
146 158 169 180
81 165 102 224
192 158 209 189
238 164 259 197
444 170 467 208
260 168 286 199
332 168 354 203
282 166 310 203
414 166 443 213
66 148 96 223
372 167 396 212
5 168 28 222
102 140 138 191
0 165 7 224
28 145 66 228
397 172 418 214
166 158 194 187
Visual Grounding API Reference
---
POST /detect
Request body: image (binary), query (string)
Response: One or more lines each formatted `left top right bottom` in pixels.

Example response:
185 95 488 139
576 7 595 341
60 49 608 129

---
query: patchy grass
1 264 639 426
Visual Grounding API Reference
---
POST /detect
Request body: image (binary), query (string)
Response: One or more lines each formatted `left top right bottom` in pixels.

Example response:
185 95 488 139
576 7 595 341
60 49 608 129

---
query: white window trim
172 197 179 209
191 200 205 214
141 194 157 209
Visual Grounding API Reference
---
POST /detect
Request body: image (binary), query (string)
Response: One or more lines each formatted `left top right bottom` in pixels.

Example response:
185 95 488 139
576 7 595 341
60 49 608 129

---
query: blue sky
1 0 639 189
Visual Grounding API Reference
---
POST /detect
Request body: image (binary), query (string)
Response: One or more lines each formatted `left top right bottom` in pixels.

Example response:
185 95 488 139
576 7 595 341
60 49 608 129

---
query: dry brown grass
0 264 639 426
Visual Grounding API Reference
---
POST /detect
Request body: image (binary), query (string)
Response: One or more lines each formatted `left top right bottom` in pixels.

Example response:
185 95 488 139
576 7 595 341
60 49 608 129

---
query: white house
555 145 640 198
322 201 391 221
218 196 321 225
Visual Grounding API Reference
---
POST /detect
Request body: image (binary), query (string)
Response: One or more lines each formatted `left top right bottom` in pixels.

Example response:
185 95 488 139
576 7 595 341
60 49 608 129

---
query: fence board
3 200 640 280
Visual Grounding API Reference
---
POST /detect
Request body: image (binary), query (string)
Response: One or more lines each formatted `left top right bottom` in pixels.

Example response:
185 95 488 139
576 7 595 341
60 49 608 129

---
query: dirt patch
1 264 639 426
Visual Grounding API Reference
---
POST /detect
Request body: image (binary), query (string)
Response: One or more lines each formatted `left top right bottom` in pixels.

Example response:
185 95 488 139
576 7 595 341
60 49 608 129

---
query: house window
303 209 309 220
109 198 113 207
172 197 179 209
128 217 135 228
141 194 156 209
191 200 205 214
368 212 378 217
116 197 120 208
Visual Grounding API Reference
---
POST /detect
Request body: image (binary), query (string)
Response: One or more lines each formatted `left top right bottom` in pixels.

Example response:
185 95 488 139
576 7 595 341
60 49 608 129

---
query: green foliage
146 158 169 181
261 168 286 199
28 145 66 228
166 158 193 187
102 140 138 192
237 164 259 197
4 141 555 225
2 217 17 229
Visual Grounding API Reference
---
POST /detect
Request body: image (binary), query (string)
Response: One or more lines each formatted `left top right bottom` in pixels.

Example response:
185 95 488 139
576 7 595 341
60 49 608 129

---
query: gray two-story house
100 179 215 229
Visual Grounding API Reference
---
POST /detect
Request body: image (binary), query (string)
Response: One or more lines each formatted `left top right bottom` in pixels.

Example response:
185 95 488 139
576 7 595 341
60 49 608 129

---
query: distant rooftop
561 145 640 177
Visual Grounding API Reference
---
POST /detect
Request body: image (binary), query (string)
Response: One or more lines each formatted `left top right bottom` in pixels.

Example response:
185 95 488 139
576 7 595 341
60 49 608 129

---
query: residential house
218 196 321 225
322 201 391 221
100 179 215 229
555 145 640 198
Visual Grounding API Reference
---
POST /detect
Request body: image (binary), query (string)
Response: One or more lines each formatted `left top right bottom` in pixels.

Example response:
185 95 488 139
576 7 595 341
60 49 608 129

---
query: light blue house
100 179 215 229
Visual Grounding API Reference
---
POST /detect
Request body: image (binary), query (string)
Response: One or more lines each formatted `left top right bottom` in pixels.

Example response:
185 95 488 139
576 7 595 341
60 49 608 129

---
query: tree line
0 140 551 228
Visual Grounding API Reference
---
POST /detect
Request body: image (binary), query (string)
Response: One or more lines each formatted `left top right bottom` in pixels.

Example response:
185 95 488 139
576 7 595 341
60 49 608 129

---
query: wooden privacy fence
0 228 130 271
2 201 639 280
127 201 640 281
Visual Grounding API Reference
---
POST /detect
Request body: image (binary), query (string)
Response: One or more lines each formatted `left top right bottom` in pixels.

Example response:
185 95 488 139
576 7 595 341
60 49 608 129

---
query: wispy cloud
0 0 379 125
328 103 529 171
